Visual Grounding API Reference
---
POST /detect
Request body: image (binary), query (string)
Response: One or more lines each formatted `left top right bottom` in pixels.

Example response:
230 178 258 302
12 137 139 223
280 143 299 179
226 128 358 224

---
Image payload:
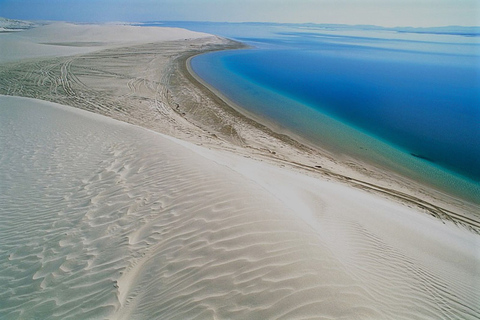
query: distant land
2 16 479 36
141 20 480 36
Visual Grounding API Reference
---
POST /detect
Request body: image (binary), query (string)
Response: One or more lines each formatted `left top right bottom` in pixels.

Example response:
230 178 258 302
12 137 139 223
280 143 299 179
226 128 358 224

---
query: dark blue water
218 47 480 180
152 22 480 200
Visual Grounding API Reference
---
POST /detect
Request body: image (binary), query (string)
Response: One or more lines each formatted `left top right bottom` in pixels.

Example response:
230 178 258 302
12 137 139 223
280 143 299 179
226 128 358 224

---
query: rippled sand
1 95 479 319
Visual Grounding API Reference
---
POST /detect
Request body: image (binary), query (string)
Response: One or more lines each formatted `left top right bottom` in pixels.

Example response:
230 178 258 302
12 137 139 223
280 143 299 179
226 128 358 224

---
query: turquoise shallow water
191 51 479 203
163 22 480 202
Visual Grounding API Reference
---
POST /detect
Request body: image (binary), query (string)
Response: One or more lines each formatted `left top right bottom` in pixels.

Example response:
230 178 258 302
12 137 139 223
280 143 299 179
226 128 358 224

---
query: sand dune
1 95 479 319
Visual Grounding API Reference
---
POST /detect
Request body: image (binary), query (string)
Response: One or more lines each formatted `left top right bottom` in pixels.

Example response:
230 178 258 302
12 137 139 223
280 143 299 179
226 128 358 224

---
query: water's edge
186 43 480 205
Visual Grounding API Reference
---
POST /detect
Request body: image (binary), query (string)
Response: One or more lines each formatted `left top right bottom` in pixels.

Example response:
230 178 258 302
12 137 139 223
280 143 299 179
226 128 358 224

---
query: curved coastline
1 26 478 231
182 40 480 231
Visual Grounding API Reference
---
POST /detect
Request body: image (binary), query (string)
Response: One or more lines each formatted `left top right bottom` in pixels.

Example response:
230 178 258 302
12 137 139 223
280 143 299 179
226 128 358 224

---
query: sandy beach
1 22 479 319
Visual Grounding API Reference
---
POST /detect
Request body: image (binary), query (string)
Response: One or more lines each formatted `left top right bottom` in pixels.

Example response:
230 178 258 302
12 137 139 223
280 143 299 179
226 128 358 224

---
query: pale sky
0 0 478 27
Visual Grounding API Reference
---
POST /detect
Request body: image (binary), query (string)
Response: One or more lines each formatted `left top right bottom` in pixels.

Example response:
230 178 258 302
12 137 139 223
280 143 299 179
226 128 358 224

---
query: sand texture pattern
1 95 479 319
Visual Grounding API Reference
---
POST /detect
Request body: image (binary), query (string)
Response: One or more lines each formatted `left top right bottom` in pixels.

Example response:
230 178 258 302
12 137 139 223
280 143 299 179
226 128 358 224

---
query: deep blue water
149 22 480 200
217 48 480 179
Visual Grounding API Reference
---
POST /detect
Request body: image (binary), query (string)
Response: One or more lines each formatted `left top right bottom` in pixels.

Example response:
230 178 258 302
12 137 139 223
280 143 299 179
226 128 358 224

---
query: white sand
1 95 479 319
0 22 211 63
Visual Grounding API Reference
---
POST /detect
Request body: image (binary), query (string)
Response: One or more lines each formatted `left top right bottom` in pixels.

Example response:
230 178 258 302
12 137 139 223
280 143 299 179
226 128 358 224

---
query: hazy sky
0 0 479 27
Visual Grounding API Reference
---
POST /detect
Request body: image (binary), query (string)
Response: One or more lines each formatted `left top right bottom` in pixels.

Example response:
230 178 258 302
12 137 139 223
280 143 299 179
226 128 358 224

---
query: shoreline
179 39 480 233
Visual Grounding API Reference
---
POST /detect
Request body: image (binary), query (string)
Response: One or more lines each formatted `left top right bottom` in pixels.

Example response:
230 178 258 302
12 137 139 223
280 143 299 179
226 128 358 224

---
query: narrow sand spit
0 23 479 319
0 22 211 63
1 95 479 319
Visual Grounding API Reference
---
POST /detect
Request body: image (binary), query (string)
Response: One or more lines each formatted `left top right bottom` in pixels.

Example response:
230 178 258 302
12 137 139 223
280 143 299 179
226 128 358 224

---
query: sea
144 22 480 202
